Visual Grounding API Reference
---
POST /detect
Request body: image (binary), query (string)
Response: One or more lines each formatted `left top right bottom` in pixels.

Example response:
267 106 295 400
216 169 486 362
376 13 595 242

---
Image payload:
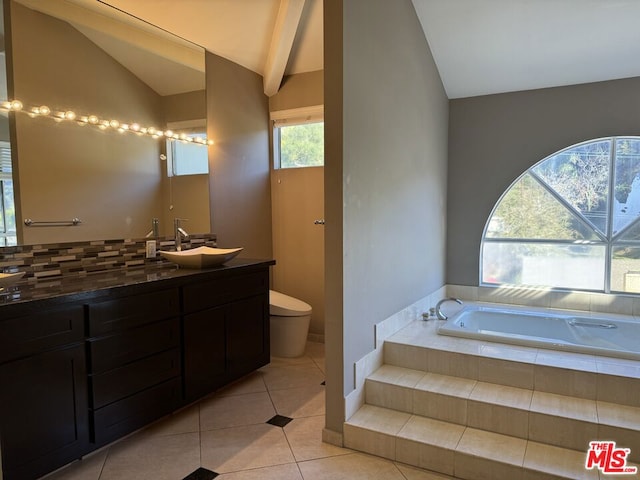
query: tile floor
43 342 451 480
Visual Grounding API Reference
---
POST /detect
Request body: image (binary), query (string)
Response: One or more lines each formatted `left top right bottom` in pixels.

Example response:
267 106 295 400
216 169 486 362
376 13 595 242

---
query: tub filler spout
435 297 463 320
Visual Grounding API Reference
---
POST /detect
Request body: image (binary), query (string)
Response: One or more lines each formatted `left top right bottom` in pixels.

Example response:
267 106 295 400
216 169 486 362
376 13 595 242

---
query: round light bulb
109 119 120 129
64 111 76 120
39 105 50 116
164 130 173 138
148 127 156 135
10 100 23 111
130 123 140 132
88 115 99 124
207 139 214 145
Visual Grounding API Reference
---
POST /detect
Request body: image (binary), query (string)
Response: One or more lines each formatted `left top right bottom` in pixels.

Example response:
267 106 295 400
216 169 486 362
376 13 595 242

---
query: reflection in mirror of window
0 141 16 246
481 137 640 294
167 131 209 177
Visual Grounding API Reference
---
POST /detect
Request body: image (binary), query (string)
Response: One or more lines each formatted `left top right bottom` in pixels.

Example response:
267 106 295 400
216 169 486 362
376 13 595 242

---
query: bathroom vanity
0 258 274 480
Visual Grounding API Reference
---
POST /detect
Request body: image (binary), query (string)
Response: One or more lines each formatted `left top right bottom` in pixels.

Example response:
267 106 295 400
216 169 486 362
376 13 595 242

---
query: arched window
481 137 640 293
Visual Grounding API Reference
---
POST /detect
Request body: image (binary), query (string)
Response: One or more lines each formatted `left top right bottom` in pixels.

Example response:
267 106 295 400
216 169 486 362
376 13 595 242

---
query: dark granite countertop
0 258 275 307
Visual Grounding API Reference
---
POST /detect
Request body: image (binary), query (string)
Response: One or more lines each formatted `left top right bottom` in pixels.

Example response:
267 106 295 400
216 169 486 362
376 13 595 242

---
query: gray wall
206 52 272 259
447 77 640 286
324 0 448 433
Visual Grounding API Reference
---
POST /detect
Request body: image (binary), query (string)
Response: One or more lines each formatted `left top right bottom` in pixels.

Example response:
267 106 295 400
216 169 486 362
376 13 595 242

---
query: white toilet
269 290 312 358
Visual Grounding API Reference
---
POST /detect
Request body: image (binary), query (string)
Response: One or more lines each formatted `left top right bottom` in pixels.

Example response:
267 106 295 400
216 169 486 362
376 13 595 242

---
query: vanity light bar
0 99 215 146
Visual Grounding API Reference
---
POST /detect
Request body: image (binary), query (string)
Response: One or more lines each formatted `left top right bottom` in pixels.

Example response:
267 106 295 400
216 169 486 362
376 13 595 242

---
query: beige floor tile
284 415 351 462
467 400 529 438
384 342 428 372
454 452 524 480
469 381 533 408
346 404 411 435
217 371 267 396
535 365 597 399
427 349 479 380
529 412 597 451
43 448 108 480
416 372 476 397
99 432 200 480
269 384 325 418
597 401 640 430
369 364 426 386
200 424 296 473
597 375 640 407
456 428 527 467
306 341 325 365
523 441 599 480
479 357 534 389
530 391 597 421
397 415 465 448
260 363 325 391
138 404 200 437
268 354 316 367
199 391 276 431
216 463 303 480
297 452 407 479
395 463 455 479
366 379 414 412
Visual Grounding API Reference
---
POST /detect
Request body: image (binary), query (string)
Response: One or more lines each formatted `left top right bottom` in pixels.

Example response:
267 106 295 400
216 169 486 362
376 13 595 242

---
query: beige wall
269 70 324 111
447 76 640 286
269 70 325 338
324 0 449 433
162 90 206 124
10 2 165 244
206 52 272 258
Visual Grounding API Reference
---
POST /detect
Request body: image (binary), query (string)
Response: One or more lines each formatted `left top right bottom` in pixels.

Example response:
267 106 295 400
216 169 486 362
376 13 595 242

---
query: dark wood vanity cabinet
86 288 182 446
0 261 272 480
0 303 89 480
182 268 270 403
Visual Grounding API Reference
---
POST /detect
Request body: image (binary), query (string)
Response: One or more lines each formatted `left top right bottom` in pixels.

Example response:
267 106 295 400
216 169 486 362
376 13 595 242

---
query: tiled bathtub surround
448 284 640 318
0 234 217 281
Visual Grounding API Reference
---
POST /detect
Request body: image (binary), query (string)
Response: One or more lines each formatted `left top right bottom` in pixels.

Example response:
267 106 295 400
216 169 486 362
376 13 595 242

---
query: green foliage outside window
279 122 324 168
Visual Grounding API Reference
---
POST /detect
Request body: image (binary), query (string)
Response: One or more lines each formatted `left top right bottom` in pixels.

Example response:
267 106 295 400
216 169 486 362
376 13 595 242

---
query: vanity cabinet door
227 294 269 378
183 306 227 402
0 344 88 480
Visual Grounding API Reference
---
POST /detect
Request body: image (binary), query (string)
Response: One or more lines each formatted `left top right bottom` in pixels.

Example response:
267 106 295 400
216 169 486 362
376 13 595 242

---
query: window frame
480 136 640 294
270 105 324 170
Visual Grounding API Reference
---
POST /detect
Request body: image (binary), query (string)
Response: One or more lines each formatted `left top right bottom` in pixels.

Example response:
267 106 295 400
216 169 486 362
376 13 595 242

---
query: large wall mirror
2 0 211 246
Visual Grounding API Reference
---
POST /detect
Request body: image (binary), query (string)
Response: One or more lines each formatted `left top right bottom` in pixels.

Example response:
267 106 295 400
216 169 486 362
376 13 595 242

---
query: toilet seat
269 290 312 316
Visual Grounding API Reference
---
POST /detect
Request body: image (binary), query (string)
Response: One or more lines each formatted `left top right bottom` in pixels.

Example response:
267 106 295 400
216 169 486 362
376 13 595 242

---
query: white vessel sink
0 272 25 289
160 246 243 269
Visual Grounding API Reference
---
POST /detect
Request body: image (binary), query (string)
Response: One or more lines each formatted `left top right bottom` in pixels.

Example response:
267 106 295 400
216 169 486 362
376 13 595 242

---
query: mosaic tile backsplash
0 234 217 282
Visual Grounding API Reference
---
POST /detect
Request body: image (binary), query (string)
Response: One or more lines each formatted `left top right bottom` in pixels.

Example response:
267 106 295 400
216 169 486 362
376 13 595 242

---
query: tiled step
383 335 640 407
344 404 607 480
365 365 640 461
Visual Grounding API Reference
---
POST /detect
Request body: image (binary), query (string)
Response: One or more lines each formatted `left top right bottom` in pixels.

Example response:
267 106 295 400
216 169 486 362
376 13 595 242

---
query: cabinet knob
314 219 325 225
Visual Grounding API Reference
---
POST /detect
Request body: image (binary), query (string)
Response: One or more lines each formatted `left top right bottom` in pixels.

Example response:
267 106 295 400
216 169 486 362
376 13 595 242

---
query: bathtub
437 304 640 360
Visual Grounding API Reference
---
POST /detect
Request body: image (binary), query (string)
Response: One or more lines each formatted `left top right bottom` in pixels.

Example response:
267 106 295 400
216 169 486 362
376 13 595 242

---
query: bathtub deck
344 319 640 479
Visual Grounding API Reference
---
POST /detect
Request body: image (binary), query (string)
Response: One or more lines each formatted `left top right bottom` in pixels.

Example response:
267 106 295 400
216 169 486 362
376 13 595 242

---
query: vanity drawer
91 377 181 446
87 317 180 374
183 270 268 313
90 348 180 409
0 304 84 364
87 288 180 336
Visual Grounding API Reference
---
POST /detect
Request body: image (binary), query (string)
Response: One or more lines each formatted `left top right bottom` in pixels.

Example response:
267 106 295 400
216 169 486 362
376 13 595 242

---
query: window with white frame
272 105 324 169
0 140 16 246
166 120 209 177
481 137 640 293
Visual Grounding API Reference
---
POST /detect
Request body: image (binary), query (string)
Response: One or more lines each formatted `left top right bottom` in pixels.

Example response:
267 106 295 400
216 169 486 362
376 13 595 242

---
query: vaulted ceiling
14 0 640 100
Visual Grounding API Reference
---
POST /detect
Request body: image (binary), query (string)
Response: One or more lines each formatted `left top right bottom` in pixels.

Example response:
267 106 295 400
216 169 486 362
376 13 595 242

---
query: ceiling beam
263 0 305 97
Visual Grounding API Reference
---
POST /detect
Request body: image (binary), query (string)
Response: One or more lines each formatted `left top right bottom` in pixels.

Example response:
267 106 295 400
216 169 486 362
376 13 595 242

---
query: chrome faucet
174 218 189 251
435 297 463 320
145 218 159 238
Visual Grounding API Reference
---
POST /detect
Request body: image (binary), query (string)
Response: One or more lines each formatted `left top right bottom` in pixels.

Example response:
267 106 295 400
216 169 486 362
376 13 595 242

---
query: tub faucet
435 297 463 320
174 218 189 251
